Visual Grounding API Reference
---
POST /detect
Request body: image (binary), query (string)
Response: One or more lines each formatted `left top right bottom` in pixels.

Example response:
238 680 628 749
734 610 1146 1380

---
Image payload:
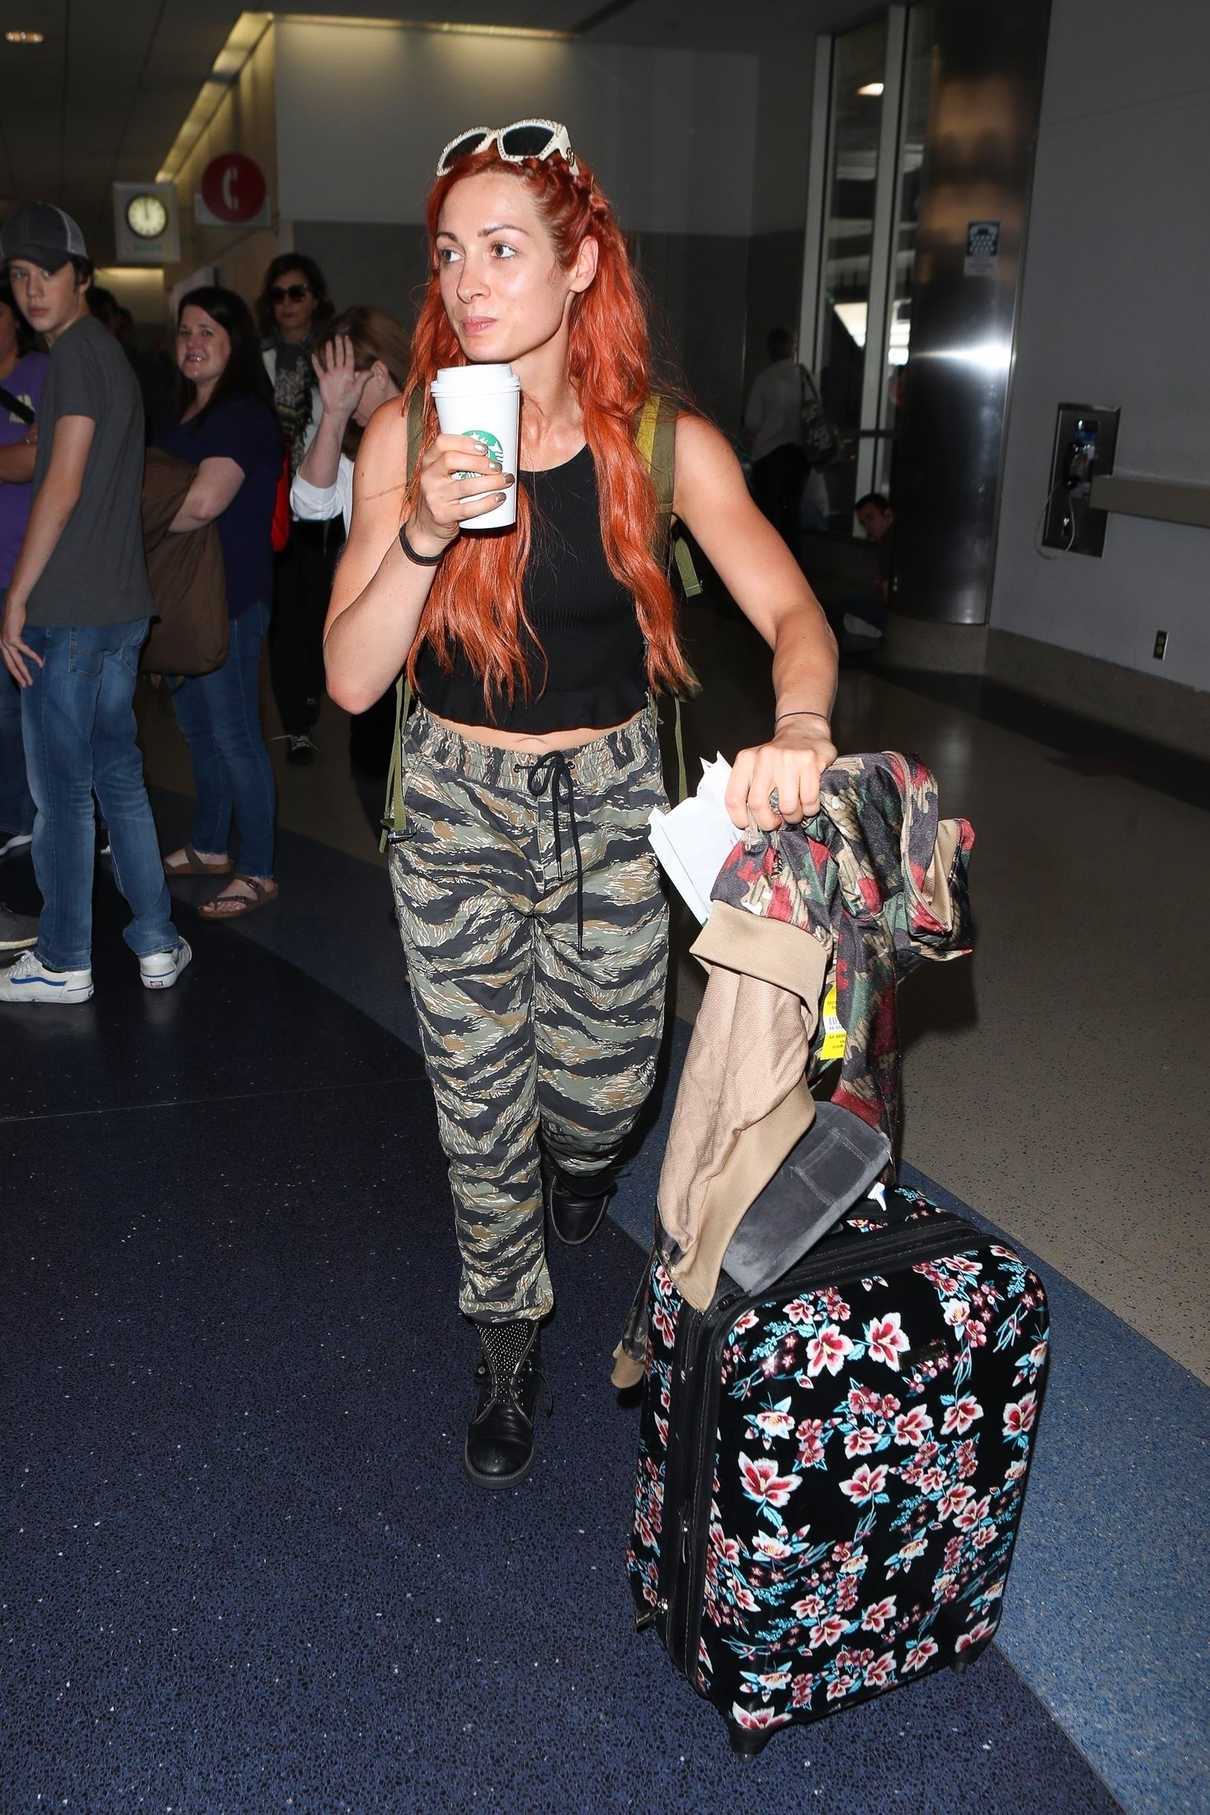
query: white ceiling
0 0 871 262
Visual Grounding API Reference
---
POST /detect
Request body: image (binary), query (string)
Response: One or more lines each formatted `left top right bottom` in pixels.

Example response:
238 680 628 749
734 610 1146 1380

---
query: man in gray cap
0 202 189 1003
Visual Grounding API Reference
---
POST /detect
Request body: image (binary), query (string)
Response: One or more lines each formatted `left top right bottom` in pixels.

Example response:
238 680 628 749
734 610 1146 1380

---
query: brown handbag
140 447 229 676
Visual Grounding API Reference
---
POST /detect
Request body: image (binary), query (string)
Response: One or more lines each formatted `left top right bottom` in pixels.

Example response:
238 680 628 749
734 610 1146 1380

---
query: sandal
164 845 233 879
198 874 279 919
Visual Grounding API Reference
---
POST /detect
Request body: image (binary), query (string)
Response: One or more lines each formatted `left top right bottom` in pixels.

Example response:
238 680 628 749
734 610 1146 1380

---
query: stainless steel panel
893 0 1051 625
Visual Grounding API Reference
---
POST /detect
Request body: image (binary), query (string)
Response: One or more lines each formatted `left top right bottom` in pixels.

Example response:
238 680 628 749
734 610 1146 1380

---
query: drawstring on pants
528 751 585 949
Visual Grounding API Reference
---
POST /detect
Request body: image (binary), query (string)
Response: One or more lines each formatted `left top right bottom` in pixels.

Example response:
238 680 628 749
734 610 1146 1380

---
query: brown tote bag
141 447 229 676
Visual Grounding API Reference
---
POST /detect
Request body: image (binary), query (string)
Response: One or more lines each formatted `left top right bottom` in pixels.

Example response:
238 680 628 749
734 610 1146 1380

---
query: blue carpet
0 871 1119 1812
150 784 423 1052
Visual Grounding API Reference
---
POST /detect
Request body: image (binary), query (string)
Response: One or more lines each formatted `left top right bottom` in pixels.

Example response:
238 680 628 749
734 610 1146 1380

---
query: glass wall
815 16 889 519
810 4 940 522
874 4 937 497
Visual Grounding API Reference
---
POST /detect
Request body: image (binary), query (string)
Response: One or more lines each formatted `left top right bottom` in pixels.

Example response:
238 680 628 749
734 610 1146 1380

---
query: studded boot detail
464 1319 547 1489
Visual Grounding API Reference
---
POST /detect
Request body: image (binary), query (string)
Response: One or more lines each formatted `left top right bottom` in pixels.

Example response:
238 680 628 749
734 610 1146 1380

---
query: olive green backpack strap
635 393 700 803
379 391 427 852
635 395 670 564
638 393 703 601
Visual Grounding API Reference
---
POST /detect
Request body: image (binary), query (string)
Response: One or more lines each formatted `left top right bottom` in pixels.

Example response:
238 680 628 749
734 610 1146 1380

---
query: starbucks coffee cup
430 363 521 530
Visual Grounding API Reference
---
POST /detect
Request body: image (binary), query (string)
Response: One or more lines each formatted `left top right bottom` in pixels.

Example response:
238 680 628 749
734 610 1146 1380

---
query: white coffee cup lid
431 363 519 392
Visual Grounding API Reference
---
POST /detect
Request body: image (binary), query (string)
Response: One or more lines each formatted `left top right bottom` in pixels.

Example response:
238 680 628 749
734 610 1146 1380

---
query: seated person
856 490 895 593
835 491 895 654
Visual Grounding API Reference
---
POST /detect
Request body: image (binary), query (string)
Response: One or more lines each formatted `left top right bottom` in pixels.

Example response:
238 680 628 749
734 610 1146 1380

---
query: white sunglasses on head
435 118 579 178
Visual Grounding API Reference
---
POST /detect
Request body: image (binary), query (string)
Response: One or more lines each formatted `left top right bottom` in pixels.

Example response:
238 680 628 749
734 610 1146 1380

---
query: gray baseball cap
1 201 89 271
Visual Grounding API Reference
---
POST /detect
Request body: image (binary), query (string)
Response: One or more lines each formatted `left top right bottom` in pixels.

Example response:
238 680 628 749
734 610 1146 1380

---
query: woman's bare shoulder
356 396 411 485
673 410 735 472
671 411 746 520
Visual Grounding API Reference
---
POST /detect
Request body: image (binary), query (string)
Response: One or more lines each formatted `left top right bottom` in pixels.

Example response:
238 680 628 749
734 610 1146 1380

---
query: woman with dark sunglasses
324 120 839 1490
257 252 337 765
257 253 334 469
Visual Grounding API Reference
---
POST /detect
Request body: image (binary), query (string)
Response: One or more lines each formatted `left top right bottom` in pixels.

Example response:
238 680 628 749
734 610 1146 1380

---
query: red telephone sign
200 154 267 225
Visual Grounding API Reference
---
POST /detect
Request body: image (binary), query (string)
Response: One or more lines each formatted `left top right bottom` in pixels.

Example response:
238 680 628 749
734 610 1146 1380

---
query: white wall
274 20 758 239
165 26 289 319
991 0 1210 693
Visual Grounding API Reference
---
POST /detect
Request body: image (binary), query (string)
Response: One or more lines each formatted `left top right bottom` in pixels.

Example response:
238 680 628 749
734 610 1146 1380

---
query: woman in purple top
0 281 48 859
156 287 283 917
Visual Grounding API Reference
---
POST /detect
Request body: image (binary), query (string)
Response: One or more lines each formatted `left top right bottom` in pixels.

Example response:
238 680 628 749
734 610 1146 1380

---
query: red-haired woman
325 121 838 1488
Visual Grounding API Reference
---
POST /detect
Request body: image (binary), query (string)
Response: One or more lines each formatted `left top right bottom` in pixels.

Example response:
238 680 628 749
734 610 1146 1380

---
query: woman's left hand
724 718 837 832
312 334 369 422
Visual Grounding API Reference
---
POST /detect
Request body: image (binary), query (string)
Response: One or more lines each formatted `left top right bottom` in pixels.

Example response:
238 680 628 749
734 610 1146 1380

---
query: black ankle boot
464 1319 546 1489
544 1164 615 1246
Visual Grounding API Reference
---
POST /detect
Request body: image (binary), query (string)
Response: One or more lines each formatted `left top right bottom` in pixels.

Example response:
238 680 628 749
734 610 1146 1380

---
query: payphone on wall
1041 402 1120 556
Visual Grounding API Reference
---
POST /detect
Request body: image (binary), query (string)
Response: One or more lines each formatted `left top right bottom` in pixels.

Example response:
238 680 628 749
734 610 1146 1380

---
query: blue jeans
22 619 177 971
0 664 35 836
171 602 275 878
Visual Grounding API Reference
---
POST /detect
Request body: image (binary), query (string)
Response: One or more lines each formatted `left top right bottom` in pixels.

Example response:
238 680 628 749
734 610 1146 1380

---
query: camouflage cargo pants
388 704 670 1323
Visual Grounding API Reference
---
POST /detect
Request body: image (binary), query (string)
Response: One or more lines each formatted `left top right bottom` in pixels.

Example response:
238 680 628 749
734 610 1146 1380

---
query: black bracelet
399 522 445 566
775 709 831 727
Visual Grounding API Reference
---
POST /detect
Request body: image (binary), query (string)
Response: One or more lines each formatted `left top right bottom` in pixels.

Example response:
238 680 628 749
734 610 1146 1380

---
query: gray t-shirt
26 314 152 627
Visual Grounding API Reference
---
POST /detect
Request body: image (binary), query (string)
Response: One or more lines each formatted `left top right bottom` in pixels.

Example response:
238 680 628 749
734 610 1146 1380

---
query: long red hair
403 144 693 710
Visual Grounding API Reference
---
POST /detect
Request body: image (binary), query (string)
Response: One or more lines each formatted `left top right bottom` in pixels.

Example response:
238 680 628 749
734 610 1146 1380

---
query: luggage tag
819 983 847 1061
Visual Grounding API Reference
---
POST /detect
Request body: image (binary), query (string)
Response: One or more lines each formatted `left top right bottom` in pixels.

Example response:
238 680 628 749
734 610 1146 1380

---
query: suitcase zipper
670 1213 980 1677
656 1303 709 1636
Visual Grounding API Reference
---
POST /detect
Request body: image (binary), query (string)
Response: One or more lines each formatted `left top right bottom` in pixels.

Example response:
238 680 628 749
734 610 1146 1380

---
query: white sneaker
0 948 94 1004
139 938 192 991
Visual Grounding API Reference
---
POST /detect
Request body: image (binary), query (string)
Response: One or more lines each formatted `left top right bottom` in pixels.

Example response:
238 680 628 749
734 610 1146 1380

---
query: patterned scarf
270 337 313 474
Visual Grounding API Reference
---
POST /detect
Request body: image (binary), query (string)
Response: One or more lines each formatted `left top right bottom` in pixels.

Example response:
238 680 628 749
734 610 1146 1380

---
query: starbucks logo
467 429 502 460
452 428 504 481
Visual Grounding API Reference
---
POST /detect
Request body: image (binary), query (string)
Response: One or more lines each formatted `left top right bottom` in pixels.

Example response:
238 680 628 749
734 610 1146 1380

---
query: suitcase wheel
950 1634 992 1678
728 1726 773 1760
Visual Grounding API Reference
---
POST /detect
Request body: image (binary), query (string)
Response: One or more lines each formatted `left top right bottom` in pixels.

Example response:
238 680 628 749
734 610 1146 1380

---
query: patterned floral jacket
710 750 975 1146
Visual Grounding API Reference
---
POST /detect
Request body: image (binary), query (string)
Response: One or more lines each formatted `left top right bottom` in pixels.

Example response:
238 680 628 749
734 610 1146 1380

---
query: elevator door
803 1 1050 623
808 8 922 526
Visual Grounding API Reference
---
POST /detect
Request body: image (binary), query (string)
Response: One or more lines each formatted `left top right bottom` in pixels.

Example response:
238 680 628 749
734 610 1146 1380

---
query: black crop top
413 443 648 732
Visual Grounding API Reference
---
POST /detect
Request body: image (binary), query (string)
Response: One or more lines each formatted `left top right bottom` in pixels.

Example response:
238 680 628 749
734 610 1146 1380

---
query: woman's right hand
311 334 370 422
407 432 516 554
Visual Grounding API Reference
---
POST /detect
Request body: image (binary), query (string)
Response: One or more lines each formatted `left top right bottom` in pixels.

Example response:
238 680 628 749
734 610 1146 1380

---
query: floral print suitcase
626 1185 1049 1756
